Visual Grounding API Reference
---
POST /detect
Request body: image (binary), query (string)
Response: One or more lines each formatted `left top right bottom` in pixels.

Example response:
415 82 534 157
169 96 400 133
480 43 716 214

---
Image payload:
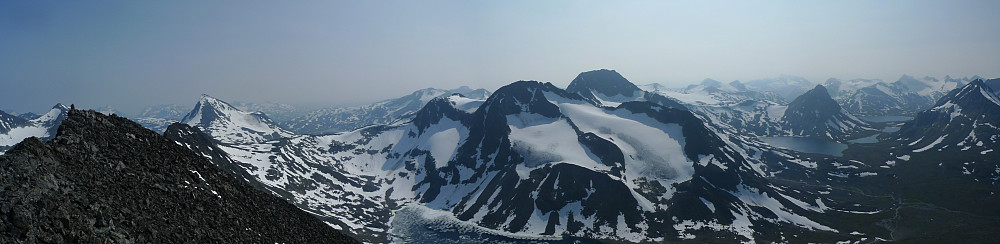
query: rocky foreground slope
0 109 356 243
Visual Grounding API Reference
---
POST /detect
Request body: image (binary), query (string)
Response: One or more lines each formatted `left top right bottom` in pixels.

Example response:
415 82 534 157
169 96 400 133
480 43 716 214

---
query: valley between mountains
2 70 998 243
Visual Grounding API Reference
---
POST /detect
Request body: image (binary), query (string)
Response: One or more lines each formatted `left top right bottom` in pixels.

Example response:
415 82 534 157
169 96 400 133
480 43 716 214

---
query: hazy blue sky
2 0 998 114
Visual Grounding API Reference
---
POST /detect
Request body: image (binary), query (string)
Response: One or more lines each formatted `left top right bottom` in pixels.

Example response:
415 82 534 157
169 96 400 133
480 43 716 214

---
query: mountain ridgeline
2 69 997 243
282 87 492 135
0 109 356 243
158 70 914 243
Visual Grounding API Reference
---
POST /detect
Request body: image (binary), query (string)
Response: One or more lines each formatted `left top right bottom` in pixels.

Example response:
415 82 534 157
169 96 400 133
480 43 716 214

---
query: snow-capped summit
887 79 1000 204
180 94 292 144
0 103 70 153
781 85 876 141
894 79 1000 155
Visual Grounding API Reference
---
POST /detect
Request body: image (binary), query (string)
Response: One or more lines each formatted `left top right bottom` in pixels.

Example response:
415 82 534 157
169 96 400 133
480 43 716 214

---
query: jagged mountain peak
182 94 240 125
482 80 567 117
180 94 291 144
932 78 999 108
566 69 642 98
52 103 70 110
792 85 837 107
411 97 472 134
199 94 239 111
36 103 70 122
781 84 875 141
894 78 1000 155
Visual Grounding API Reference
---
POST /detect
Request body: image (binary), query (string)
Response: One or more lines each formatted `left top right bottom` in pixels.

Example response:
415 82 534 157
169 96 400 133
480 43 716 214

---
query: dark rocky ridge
0 109 356 243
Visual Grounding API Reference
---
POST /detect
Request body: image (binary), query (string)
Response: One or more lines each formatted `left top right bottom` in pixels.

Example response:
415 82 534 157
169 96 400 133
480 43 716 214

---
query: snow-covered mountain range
825 75 979 116
3 70 996 243
641 79 784 106
743 75 815 102
282 87 492 135
162 70 903 243
893 79 1000 156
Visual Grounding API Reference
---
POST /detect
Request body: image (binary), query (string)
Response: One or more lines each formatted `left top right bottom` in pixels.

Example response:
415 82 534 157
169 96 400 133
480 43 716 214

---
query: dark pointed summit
412 97 470 134
787 85 839 112
566 69 641 98
482 80 568 118
781 84 875 141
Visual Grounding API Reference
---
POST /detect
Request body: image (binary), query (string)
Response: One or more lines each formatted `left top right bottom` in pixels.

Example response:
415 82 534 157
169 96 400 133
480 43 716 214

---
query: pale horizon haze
2 0 999 114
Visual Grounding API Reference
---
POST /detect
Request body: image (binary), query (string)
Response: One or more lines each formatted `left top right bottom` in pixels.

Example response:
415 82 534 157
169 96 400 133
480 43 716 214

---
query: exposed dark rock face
566 69 688 110
895 79 1000 153
781 85 876 141
0 109 357 243
566 69 642 98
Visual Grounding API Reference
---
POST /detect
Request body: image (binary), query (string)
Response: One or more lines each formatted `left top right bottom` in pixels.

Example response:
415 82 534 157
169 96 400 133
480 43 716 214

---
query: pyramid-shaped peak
787 84 838 111
195 94 240 112
52 103 70 110
809 84 829 93
182 94 244 125
181 94 291 144
566 69 641 97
